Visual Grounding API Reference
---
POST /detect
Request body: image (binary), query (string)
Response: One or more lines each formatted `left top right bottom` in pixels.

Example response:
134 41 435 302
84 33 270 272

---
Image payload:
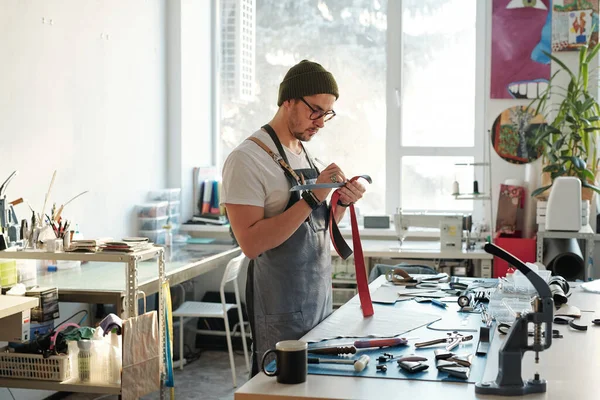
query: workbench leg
586 238 595 281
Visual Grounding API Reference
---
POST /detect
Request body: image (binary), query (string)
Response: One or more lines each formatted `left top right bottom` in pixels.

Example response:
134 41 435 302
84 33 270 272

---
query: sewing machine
393 210 471 250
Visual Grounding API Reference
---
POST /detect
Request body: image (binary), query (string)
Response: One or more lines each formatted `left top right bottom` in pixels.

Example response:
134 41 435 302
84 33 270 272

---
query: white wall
0 0 167 240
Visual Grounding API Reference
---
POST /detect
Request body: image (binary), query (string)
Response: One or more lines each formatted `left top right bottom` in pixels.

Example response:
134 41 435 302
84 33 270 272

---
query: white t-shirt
221 129 313 218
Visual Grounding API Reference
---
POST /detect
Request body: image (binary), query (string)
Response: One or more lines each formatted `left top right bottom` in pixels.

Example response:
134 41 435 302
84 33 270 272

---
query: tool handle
354 337 407 349
308 346 357 355
414 338 445 348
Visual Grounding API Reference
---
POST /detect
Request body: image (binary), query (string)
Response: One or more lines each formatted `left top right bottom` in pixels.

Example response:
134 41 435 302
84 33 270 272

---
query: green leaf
543 164 561 172
581 169 595 182
582 181 600 194
531 185 553 198
571 156 586 170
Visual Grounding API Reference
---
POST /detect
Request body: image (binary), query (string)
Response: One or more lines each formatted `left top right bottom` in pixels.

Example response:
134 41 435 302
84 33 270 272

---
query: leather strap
329 175 373 317
247 137 302 184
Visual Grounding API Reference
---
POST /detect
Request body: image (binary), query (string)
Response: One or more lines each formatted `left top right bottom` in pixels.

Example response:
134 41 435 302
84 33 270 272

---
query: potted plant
529 43 600 200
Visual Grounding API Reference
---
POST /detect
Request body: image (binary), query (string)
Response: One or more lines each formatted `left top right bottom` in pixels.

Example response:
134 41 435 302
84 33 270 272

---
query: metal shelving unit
0 246 166 396
536 224 596 281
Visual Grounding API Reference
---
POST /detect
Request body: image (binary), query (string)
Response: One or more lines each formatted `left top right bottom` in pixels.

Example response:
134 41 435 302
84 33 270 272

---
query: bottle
163 219 173 248
77 340 92 382
109 331 122 384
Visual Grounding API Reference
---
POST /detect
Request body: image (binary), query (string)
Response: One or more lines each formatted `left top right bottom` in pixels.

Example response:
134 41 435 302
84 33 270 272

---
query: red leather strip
329 176 374 317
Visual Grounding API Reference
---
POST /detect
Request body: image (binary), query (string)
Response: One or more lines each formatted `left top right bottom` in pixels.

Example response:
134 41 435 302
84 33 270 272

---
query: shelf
454 162 490 166
181 224 230 233
453 193 490 200
0 378 121 394
0 247 163 262
0 295 38 320
537 224 598 239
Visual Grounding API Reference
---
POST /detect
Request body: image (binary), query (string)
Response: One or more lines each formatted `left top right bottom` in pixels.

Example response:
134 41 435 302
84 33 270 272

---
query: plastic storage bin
137 202 168 218
167 201 180 216
148 188 181 202
0 346 71 381
139 216 168 231
0 260 17 287
168 214 180 225
139 229 166 245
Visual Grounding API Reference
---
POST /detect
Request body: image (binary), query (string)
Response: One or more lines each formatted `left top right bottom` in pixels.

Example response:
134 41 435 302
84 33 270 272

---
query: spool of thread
473 180 479 194
452 181 460 195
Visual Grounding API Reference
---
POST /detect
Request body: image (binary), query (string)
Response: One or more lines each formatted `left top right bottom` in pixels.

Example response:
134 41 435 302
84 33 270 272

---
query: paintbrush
54 190 89 221
40 170 57 226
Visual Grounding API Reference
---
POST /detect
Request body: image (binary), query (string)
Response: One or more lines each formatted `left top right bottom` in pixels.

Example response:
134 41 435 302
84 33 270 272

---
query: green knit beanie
277 60 339 106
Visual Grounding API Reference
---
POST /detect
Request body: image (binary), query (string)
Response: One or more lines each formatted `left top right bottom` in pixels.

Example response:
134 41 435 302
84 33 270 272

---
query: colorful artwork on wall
491 106 546 165
552 0 599 52
491 0 552 99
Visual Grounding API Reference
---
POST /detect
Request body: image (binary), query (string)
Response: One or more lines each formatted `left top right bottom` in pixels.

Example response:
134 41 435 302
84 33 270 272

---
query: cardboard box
0 309 30 343
26 287 59 322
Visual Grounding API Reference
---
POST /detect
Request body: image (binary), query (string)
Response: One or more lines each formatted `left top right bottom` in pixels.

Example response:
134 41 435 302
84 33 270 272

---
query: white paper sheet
581 279 600 294
302 302 440 343
371 284 414 304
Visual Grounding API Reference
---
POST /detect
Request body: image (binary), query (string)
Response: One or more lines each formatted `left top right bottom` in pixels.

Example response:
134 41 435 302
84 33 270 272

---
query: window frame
385 0 488 221
212 0 489 221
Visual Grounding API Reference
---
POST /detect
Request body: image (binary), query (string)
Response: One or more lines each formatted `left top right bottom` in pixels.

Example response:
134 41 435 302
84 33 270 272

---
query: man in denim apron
222 60 366 377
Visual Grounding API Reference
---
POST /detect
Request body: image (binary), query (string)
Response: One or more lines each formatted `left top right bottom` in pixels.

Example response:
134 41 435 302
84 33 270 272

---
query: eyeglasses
299 98 336 122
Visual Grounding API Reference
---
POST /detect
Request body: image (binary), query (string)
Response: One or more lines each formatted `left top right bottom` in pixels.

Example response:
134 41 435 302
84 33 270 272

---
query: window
216 0 484 217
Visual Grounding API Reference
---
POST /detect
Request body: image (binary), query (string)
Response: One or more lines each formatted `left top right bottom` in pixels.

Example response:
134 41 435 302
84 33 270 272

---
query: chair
172 253 250 387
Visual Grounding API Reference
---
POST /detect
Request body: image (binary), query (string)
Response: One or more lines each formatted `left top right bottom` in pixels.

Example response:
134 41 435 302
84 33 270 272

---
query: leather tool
385 268 418 286
289 182 345 191
308 354 370 372
377 354 426 364
415 332 473 351
476 326 491 355
398 360 429 373
308 337 408 355
439 366 470 379
475 243 554 396
434 349 454 360
436 353 473 368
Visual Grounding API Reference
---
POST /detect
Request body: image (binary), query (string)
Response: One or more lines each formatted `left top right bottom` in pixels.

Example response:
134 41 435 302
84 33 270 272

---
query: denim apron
246 124 332 376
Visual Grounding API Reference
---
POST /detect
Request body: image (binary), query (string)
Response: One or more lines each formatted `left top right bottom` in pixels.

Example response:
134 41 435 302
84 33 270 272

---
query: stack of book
190 214 228 225
67 239 105 253
101 238 153 253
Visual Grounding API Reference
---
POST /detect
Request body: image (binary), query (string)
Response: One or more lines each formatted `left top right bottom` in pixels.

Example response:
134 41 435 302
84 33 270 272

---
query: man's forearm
241 200 314 258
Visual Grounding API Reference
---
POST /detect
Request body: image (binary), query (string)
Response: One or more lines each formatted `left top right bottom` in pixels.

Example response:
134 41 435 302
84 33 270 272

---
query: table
334 239 493 278
235 276 600 400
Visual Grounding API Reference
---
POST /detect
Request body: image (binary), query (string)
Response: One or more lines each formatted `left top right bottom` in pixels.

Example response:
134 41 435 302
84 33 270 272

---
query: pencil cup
47 238 63 252
63 234 71 250
261 340 307 384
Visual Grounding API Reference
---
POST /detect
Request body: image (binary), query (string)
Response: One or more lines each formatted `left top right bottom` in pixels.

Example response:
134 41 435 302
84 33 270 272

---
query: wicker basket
0 350 71 381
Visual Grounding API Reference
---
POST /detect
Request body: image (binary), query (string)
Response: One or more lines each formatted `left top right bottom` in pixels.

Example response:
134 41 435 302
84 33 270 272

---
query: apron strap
329 175 374 317
246 137 302 184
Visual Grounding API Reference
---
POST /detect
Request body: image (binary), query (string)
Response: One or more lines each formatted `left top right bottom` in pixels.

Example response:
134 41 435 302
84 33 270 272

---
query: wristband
302 190 322 210
337 200 352 207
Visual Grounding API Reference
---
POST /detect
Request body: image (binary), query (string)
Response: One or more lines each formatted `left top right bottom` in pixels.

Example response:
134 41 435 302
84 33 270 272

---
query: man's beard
293 130 311 142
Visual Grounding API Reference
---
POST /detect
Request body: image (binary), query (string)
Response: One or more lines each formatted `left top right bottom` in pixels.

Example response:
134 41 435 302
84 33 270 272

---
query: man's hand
336 179 366 206
313 163 346 202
